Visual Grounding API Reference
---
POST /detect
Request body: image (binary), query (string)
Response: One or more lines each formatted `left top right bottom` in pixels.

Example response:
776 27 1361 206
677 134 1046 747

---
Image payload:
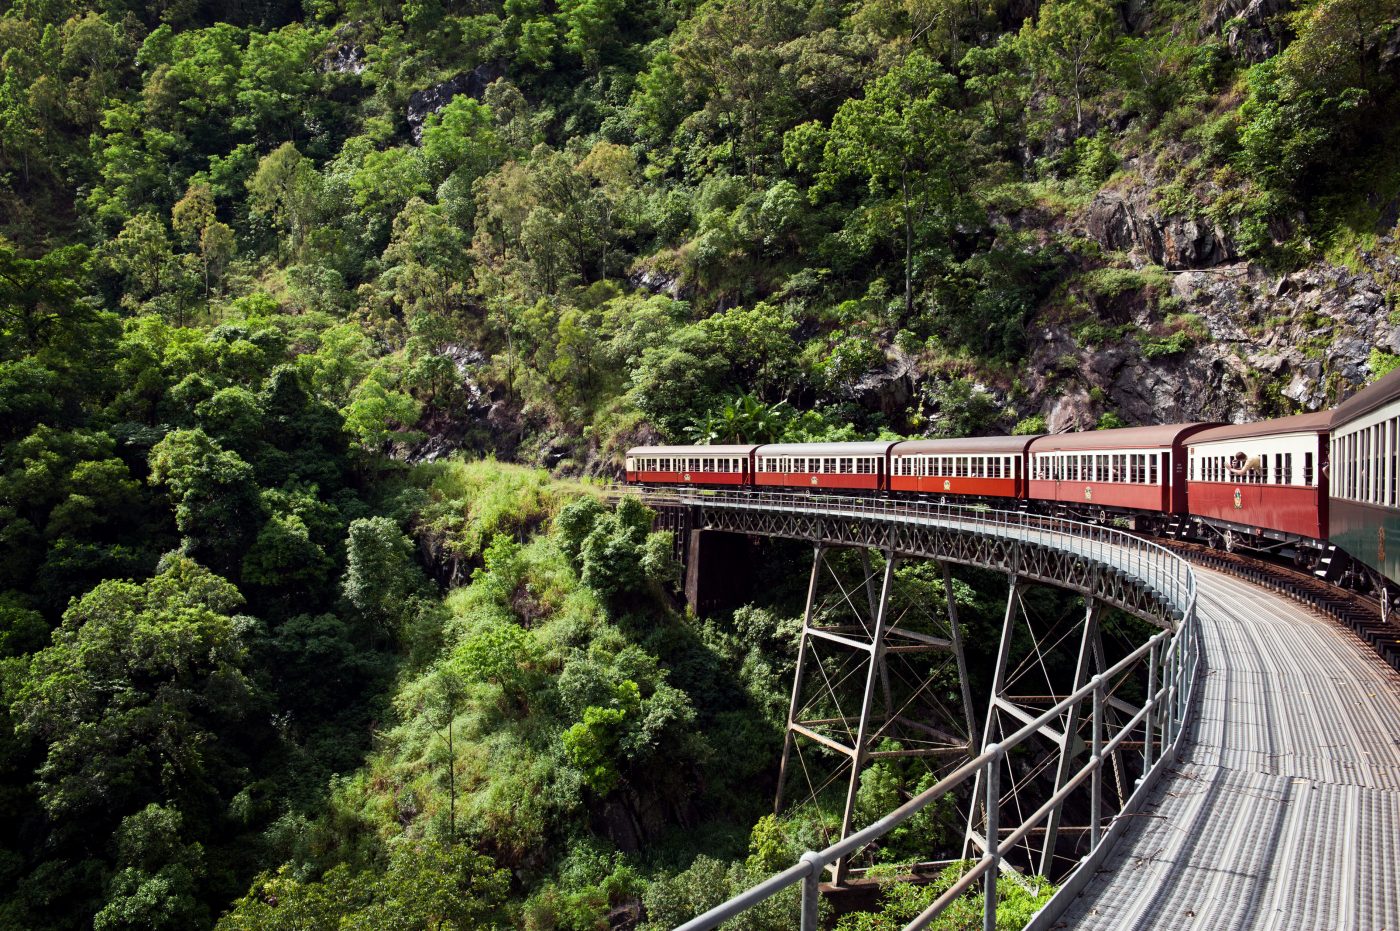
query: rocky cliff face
406 66 504 142
1019 174 1399 430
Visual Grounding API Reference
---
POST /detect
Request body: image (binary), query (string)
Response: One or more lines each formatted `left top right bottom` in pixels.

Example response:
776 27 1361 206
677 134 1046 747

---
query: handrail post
800 851 823 931
983 744 1001 931
1165 638 1178 748
1090 674 1104 849
1144 639 1158 772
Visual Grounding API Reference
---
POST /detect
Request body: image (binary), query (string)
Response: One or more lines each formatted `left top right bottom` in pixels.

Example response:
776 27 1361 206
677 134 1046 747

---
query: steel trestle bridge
619 487 1202 931
614 486 1400 930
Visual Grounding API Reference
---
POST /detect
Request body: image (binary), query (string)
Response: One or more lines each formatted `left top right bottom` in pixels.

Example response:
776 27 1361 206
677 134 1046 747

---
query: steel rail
605 484 1200 931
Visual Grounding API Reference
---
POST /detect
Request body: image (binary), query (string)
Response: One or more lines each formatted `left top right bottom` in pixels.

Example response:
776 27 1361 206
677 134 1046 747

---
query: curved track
1054 567 1400 929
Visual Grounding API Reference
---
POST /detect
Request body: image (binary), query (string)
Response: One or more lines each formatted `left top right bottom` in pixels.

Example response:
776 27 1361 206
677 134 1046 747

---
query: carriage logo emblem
1084 486 1093 501
1233 487 1243 509
811 476 819 485
683 473 691 482
944 479 951 491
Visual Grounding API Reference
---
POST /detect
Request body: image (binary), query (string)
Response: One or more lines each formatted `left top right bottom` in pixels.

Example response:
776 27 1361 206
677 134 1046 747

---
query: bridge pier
774 543 978 884
682 528 755 617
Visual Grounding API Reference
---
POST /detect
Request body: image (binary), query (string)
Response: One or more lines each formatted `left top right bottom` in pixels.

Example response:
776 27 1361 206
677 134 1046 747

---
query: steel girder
684 503 1174 629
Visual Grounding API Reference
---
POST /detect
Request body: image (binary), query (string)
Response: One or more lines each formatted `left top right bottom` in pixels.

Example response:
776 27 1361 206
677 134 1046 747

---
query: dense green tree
10 554 266 925
342 515 429 637
148 429 262 574
803 51 973 320
218 842 509 931
247 143 322 261
1018 0 1120 133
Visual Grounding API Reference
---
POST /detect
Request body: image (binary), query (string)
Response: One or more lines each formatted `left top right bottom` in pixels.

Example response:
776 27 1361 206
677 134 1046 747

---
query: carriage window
1282 453 1292 485
1304 451 1314 486
839 458 854 473
1383 420 1394 504
1151 455 1160 485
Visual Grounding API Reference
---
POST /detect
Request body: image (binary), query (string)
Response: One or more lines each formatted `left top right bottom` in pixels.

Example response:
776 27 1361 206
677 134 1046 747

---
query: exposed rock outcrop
1022 253 1397 430
1203 0 1292 61
321 22 368 74
849 348 916 417
406 65 504 142
1085 190 1236 269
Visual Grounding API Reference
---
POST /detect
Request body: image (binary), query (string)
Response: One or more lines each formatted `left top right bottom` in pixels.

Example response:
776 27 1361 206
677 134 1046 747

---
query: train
625 368 1400 597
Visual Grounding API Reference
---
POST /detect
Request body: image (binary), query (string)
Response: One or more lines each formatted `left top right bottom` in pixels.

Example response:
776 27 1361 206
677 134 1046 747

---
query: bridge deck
1055 568 1400 930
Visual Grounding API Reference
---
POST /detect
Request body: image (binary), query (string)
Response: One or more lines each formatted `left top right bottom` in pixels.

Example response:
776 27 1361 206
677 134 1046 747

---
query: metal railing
607 485 1201 931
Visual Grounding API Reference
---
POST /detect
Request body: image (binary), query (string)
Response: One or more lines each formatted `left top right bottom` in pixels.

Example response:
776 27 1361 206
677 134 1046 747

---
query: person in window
1226 452 1262 479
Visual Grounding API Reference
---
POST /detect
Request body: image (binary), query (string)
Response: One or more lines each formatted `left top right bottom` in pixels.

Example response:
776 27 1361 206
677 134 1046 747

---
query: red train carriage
889 435 1037 500
625 445 757 486
1028 424 1217 517
1186 412 1330 546
753 442 895 492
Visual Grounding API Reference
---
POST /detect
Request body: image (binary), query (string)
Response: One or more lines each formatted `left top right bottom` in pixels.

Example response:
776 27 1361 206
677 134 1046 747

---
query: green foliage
1096 411 1128 429
640 854 803 931
832 861 1054 930
342 516 430 635
219 842 510 931
1368 348 1400 382
926 378 1002 438
148 429 262 574
1012 415 1047 435
0 0 1390 923
578 497 673 600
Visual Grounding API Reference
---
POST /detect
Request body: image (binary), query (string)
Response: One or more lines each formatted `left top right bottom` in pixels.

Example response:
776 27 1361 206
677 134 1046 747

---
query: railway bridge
623 487 1400 931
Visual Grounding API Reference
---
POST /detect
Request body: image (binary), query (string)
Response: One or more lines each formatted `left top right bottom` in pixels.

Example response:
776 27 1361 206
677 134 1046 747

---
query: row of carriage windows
633 457 747 473
1191 452 1314 486
1031 453 1160 484
758 457 879 474
892 455 1017 478
1332 417 1400 506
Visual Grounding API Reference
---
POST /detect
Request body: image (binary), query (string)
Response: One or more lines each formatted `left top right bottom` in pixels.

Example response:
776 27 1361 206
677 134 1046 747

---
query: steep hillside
1 0 1398 926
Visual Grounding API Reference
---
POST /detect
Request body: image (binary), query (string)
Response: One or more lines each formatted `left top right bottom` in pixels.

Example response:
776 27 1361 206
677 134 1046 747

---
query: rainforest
0 0 1396 925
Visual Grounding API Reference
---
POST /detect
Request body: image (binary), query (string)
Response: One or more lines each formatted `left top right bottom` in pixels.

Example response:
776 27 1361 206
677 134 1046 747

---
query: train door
1161 451 1172 511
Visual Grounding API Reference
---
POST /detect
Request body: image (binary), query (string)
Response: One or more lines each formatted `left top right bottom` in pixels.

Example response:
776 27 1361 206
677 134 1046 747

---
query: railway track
1154 537 1400 671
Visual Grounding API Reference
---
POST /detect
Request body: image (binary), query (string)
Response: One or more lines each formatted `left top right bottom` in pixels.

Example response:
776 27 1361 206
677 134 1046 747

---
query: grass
411 457 593 564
